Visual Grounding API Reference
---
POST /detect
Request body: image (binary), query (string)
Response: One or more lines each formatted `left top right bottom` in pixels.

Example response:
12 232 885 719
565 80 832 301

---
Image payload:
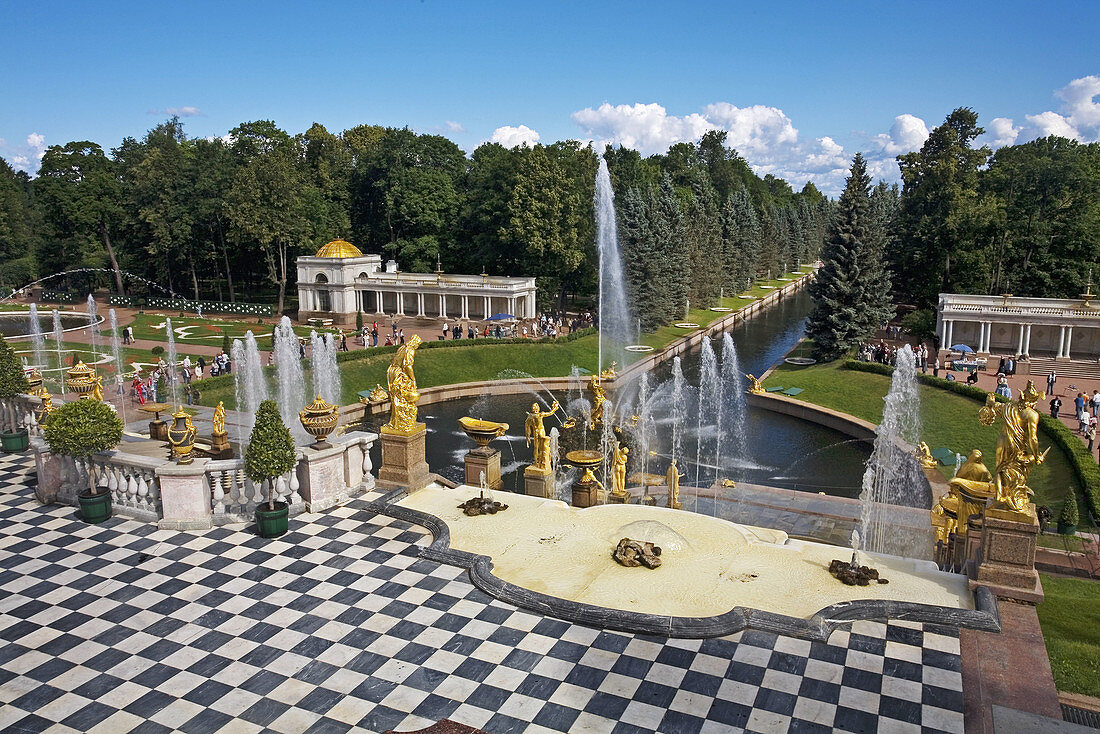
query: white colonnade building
297 240 537 327
937 292 1100 360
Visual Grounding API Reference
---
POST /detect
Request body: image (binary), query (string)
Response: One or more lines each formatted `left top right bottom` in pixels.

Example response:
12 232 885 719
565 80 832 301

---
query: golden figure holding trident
384 334 423 434
525 401 560 474
978 380 1048 518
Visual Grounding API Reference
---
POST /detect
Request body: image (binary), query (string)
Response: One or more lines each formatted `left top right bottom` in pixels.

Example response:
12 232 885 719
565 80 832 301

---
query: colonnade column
461 296 469 320
417 293 425 317
1065 326 1074 360
508 297 515 317
981 321 992 353
1017 324 1026 355
300 289 311 313
375 291 384 314
484 296 490 319
942 320 954 350
396 293 405 316
1023 324 1032 356
440 294 447 319
1057 325 1067 358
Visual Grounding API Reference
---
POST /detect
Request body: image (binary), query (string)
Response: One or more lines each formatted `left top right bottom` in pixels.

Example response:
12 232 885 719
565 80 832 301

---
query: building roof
315 239 364 258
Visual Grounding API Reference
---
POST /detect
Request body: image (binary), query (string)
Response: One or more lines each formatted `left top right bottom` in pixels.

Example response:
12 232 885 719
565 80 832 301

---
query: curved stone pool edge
362 487 1000 642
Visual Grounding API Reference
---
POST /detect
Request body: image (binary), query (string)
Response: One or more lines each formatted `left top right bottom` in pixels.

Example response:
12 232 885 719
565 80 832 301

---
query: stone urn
65 361 96 397
457 416 509 448
299 396 339 448
167 407 197 464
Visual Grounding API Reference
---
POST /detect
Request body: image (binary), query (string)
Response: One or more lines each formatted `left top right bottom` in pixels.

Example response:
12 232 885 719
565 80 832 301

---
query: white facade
297 245 537 326
937 292 1100 360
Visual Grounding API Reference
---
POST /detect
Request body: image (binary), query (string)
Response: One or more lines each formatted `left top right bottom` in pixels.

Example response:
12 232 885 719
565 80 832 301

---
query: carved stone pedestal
968 506 1043 604
572 480 598 508
149 419 168 442
379 423 430 491
208 431 234 459
524 467 554 498
465 446 502 490
607 492 629 504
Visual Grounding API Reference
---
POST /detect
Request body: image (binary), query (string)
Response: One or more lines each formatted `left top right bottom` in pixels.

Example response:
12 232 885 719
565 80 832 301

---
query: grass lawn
763 359 1082 511
125 313 325 349
1037 573 1100 697
195 333 601 409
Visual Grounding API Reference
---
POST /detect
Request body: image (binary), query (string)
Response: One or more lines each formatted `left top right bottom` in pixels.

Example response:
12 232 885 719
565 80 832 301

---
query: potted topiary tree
245 399 297 538
1058 496 1079 536
0 334 30 452
43 399 124 523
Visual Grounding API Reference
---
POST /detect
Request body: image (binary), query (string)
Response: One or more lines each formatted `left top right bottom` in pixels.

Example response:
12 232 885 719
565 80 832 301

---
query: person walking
1050 395 1062 418
1090 390 1100 418
1076 392 1087 428
933 358 940 378
1047 370 1057 397
1088 417 1097 453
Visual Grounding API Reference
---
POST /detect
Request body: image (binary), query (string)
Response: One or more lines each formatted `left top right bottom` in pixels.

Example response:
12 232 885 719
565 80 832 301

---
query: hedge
842 359 1100 524
107 295 274 316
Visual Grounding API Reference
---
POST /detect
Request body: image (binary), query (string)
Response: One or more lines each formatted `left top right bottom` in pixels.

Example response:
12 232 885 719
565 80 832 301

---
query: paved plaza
0 451 967 733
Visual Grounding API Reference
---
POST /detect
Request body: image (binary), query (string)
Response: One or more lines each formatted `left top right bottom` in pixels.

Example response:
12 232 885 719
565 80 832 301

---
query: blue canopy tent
949 344 975 353
486 313 516 321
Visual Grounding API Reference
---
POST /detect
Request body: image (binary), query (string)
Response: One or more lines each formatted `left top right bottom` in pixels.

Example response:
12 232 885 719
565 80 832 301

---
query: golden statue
91 375 104 402
383 334 422 435
933 449 995 543
524 401 560 474
611 440 629 497
599 362 618 380
212 401 226 436
666 459 683 509
369 384 389 403
978 380 1048 519
746 374 765 395
588 375 606 429
917 442 937 469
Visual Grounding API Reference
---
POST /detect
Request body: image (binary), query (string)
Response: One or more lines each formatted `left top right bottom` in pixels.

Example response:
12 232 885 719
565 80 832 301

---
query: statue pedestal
968 506 1044 604
572 480 599 508
607 492 629 504
524 467 554 498
209 431 234 459
379 423 430 491
465 447 502 490
639 494 656 506
149 420 168 442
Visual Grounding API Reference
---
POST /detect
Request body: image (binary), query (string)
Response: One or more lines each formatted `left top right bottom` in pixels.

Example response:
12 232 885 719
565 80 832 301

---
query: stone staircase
1026 356 1100 381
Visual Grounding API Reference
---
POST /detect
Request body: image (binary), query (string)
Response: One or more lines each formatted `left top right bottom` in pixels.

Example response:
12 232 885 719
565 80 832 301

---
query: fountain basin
395 485 975 621
0 311 103 338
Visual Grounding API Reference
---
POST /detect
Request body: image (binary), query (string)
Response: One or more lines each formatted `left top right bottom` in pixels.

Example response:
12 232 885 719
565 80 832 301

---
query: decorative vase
66 361 96 397
299 396 339 448
256 501 289 538
166 407 197 464
457 416 509 448
78 489 112 524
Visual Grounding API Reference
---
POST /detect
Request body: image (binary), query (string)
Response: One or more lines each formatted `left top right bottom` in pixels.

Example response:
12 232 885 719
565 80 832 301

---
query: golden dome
315 239 363 258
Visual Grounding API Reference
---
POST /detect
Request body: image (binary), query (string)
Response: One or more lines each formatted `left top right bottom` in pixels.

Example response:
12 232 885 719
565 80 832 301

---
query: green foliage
151 346 164 356
43 399 124 471
355 310 364 331
244 400 297 508
899 308 937 342
0 335 28 401
1037 574 1100 697
221 330 231 354
1060 494 1080 528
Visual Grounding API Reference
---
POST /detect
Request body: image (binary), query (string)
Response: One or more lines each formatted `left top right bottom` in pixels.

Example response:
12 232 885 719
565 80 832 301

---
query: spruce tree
685 179 722 306
860 182 899 334
806 153 873 360
721 186 761 291
648 175 689 324
618 187 660 332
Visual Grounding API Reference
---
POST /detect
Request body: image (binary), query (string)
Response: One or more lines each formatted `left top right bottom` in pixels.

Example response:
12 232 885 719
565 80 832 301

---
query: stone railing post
157 458 214 530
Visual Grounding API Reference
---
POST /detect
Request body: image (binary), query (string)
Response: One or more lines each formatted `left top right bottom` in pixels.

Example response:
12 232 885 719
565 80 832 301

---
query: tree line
0 120 826 322
808 108 1100 360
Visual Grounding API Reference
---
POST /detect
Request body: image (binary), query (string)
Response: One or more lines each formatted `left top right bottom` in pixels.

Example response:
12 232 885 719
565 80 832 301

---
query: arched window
315 273 329 283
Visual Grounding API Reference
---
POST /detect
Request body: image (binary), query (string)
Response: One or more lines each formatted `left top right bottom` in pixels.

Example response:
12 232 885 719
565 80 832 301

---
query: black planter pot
1 429 28 453
78 490 112 524
256 501 289 538
1058 521 1077 536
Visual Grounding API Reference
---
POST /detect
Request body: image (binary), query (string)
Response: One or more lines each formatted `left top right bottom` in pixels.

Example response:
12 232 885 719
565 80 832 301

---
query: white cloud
149 106 203 117
490 124 541 148
1057 75 1100 130
26 133 45 149
983 117 1020 148
1 132 47 174
1023 110 1079 140
571 102 716 155
869 114 929 156
444 120 465 134
702 103 798 155
979 76 1100 150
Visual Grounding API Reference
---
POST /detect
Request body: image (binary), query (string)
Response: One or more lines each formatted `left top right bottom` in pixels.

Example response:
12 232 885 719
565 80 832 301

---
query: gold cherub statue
369 384 389 403
588 375 606 429
917 442 937 469
525 401 560 474
383 334 422 435
212 401 226 436
746 374 765 395
599 362 618 380
932 449 996 543
91 375 104 402
977 380 1048 519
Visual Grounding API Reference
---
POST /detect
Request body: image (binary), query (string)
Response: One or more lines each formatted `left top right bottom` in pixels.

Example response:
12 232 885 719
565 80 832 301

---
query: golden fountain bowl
300 396 340 443
458 416 509 448
564 450 604 468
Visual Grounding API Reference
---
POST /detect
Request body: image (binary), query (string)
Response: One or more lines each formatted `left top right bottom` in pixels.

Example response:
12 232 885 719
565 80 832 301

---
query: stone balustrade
31 429 378 530
1 394 46 437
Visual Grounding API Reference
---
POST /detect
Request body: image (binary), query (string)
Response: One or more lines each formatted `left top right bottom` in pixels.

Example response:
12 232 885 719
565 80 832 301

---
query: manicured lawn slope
763 360 1080 510
1037 573 1100 697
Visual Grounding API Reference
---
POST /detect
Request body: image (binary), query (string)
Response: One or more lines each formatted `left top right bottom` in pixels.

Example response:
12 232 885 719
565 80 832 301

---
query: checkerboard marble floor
0 452 966 733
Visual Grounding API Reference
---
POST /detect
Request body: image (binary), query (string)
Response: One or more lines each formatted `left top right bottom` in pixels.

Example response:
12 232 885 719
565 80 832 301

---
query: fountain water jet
231 332 268 446
273 316 307 438
719 333 748 472
164 317 180 405
85 295 102 365
51 310 65 392
594 157 632 373
27 304 46 371
309 331 342 405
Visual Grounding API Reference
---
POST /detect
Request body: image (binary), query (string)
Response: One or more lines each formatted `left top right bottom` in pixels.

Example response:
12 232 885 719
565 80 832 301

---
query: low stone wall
746 391 877 441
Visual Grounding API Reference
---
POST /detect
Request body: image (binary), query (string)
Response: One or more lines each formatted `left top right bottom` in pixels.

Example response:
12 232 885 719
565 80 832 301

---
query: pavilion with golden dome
297 240 538 326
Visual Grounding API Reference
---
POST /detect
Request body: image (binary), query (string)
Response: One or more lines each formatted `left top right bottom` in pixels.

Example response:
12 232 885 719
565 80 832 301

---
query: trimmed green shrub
43 399 124 495
0 334 29 401
1060 494 1080 530
245 400 297 510
222 330 231 354
151 346 164 356
356 311 364 331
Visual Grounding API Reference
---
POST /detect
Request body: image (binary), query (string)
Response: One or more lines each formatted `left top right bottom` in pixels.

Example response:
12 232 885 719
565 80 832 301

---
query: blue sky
3 0 1098 193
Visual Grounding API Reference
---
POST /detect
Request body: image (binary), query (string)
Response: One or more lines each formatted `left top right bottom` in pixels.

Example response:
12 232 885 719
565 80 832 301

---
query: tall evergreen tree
806 154 874 360
648 175 689 323
721 186 761 292
860 181 898 333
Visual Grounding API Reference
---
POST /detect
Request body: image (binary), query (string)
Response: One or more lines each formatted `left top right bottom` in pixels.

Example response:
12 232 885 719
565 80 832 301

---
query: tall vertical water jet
273 316 306 438
695 338 720 489
51 310 65 391
719 333 748 468
309 331 342 406
27 304 46 371
86 295 101 365
594 157 632 373
859 344 925 557
231 332 268 445
165 317 180 405
670 357 687 470
107 309 126 422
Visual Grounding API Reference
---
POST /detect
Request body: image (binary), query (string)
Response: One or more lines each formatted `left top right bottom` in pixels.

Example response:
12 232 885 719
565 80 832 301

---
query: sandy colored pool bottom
397 485 973 620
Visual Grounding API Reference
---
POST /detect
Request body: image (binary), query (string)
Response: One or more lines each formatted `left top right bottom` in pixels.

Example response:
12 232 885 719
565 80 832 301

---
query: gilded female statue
525 401 560 474
611 440 629 497
588 375 606 428
666 459 683 509
385 334 422 434
978 380 1047 516
212 401 226 436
